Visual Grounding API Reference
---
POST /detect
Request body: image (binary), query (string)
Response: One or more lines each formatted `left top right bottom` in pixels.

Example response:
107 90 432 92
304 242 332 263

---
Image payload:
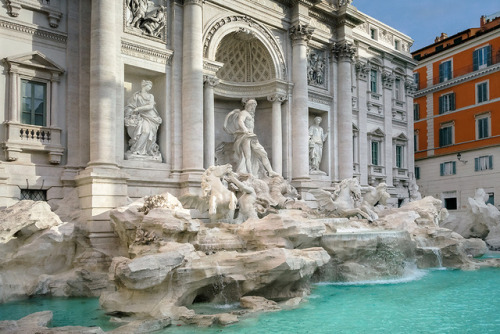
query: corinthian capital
203 75 219 87
267 93 287 103
331 41 356 62
289 24 314 44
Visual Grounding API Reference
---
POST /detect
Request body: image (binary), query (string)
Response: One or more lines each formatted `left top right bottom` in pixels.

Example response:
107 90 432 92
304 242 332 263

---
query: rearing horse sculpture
309 178 373 221
180 164 237 223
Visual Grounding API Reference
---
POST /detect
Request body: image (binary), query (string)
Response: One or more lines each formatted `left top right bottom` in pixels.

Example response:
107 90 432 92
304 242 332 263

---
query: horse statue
309 178 372 221
180 164 237 223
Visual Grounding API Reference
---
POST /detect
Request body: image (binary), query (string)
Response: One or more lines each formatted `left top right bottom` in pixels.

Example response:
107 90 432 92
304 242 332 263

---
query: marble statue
359 183 390 221
409 178 422 202
308 116 327 173
127 0 166 38
124 80 162 161
180 164 238 223
224 99 278 177
227 173 259 223
309 178 372 221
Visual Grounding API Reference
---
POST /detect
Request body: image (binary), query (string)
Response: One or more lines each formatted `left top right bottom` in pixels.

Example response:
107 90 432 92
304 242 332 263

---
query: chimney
434 33 448 42
480 15 486 27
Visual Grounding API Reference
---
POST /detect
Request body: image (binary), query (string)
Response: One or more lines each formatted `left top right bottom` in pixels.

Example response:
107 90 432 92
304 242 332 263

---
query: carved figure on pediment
124 80 162 161
224 99 278 178
309 116 328 173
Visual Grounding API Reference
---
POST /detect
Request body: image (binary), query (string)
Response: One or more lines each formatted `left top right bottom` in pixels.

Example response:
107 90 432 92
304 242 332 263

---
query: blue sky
352 0 500 51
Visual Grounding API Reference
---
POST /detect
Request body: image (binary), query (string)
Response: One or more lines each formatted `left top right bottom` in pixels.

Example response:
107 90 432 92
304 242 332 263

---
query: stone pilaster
405 79 417 177
382 70 394 186
290 23 313 181
181 0 204 176
8 69 18 122
267 93 287 175
203 75 219 168
332 41 356 180
355 61 369 185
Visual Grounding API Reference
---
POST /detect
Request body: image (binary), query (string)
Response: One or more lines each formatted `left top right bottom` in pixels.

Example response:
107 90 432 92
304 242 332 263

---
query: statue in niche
309 116 328 173
224 99 278 178
124 80 162 161
127 0 166 38
307 51 326 86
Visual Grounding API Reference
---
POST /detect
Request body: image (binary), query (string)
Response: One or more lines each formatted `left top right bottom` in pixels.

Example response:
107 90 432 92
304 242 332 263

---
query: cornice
121 40 173 65
415 63 500 97
0 19 67 44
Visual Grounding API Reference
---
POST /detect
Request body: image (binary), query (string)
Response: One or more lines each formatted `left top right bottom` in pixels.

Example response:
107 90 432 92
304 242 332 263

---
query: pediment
393 132 408 141
368 127 385 137
4 51 64 74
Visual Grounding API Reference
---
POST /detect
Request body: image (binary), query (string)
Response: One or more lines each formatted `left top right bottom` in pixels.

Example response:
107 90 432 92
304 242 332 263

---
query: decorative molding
355 61 370 81
415 63 500 97
121 40 173 65
331 41 356 62
203 15 287 78
267 93 287 103
308 91 333 105
184 0 204 5
6 0 62 28
203 59 224 76
215 79 291 99
0 19 67 44
289 24 314 44
405 79 417 97
382 71 395 89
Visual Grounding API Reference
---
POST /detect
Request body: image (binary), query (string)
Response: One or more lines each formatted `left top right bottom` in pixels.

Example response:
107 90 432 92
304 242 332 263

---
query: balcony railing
3 122 64 164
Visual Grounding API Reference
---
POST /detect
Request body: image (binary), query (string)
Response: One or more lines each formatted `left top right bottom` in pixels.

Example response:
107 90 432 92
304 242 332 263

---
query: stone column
355 61 370 185
182 0 204 174
268 93 287 175
9 70 18 122
290 24 313 181
405 79 417 178
88 0 117 167
203 75 218 168
50 74 60 127
333 41 356 180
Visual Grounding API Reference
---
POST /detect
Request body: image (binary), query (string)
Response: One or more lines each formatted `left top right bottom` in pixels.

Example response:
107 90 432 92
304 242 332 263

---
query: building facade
413 12 500 211
1 0 416 239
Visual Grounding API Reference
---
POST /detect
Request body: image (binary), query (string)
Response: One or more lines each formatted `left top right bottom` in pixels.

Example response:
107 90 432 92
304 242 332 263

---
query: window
439 125 453 147
476 81 488 103
370 69 377 93
442 191 458 210
415 166 420 180
394 40 400 50
413 72 420 90
439 60 452 82
486 193 494 206
371 141 380 165
439 93 455 114
474 155 493 171
413 103 420 120
370 28 377 40
21 80 47 126
476 114 490 139
414 132 418 152
395 145 403 168
395 78 402 100
473 45 492 71
440 161 456 176
20 189 47 201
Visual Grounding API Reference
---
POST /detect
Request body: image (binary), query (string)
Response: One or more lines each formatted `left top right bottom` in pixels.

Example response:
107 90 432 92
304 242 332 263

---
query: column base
179 169 204 195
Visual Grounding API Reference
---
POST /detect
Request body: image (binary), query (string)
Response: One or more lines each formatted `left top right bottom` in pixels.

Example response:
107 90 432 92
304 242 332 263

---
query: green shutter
450 93 455 111
439 63 444 82
473 49 479 71
440 163 444 176
489 155 493 169
452 161 456 174
486 45 492 66
475 157 479 171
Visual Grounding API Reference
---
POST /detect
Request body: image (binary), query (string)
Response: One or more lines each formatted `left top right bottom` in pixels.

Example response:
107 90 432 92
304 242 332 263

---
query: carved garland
203 15 287 78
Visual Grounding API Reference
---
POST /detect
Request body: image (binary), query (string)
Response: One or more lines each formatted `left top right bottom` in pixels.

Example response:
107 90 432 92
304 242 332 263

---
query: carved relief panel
124 0 167 41
307 48 327 89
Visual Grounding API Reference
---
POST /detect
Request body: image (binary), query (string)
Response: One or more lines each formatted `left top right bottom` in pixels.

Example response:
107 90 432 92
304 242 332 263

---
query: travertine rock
240 296 281 312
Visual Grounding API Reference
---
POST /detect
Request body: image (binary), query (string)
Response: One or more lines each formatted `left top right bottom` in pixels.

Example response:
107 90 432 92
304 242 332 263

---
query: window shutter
489 155 493 169
475 157 479 171
439 63 444 82
473 49 479 71
447 61 452 79
450 93 456 111
439 96 443 114
486 45 492 66
440 163 444 176
452 161 456 174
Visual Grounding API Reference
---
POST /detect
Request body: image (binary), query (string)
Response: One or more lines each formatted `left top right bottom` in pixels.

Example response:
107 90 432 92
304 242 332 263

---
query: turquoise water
1 268 500 333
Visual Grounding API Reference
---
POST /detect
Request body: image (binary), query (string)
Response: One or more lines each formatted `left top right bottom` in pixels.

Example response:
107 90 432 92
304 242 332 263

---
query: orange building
412 12 500 211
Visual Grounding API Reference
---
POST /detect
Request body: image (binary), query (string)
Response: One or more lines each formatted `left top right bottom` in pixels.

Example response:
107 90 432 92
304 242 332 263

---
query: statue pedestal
125 151 162 162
